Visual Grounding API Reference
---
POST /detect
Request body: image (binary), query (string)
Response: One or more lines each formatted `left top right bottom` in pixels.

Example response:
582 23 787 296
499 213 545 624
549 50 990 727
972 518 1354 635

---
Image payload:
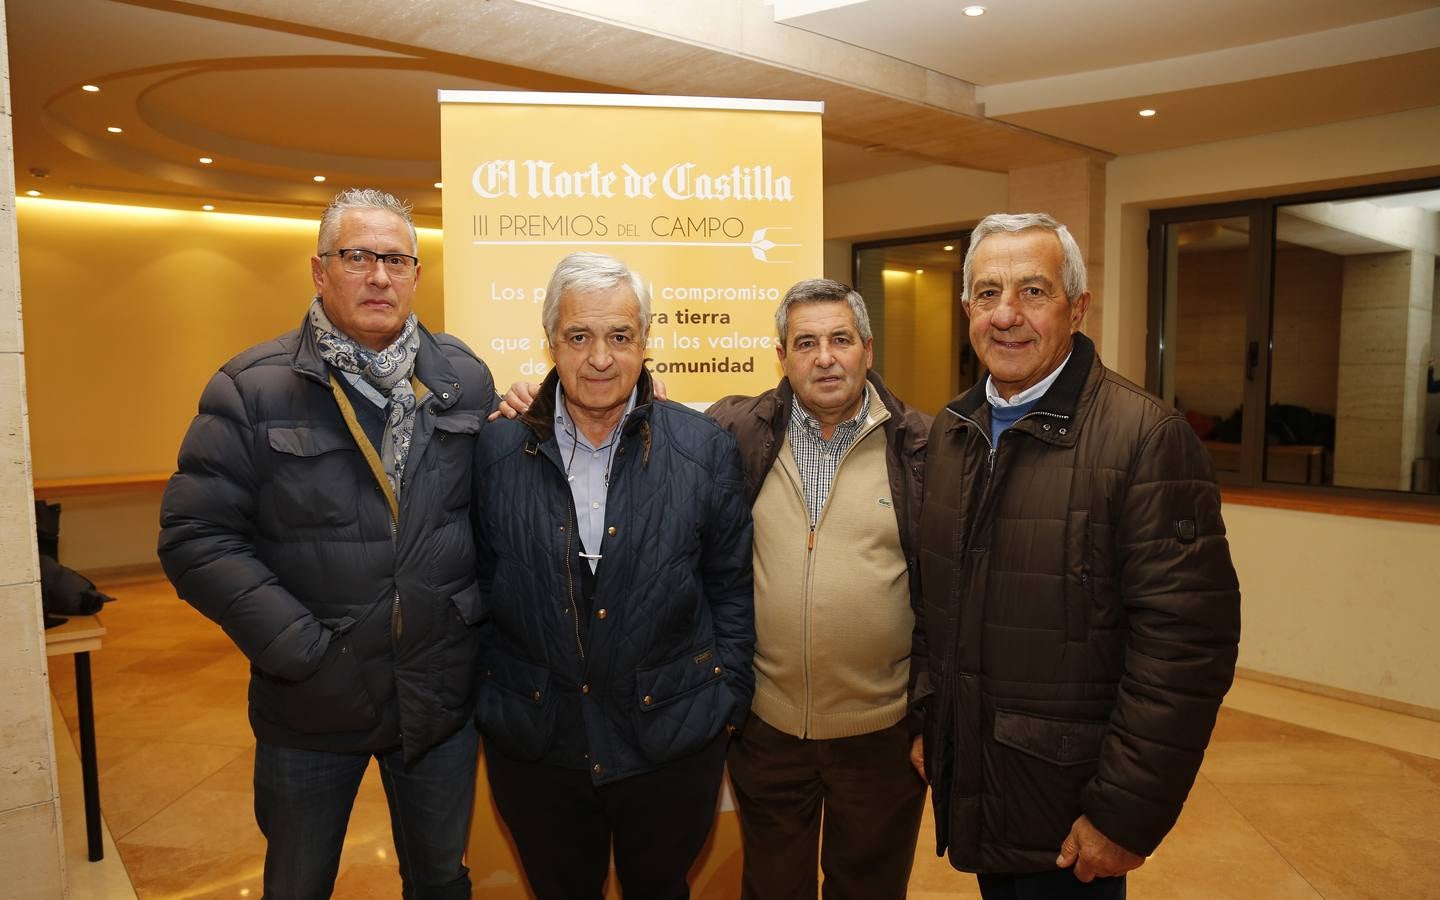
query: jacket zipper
564 503 585 662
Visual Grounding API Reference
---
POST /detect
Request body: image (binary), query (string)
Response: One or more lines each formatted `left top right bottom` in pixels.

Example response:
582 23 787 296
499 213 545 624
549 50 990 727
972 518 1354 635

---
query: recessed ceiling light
106 126 123 133
915 268 925 274
202 204 215 211
26 190 42 197
1139 108 1157 118
433 182 443 189
963 5 986 16
943 244 955 251
81 84 100 93
199 157 213 164
313 175 326 183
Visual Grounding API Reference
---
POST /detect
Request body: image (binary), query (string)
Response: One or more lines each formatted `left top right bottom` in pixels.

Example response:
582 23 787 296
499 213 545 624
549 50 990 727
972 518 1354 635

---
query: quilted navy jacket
158 313 496 760
473 369 755 785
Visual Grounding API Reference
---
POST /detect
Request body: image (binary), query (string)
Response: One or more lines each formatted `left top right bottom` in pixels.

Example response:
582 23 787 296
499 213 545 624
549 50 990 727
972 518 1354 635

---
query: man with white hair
473 251 755 900
917 213 1241 898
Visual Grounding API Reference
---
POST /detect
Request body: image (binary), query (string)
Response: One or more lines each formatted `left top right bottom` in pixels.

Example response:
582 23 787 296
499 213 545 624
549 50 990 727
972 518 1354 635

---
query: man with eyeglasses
159 188 496 898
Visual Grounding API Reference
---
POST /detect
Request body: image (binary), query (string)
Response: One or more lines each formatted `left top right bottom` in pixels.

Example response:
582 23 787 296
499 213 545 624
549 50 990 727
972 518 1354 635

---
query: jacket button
531 690 542 702
1042 423 1051 431
442 392 451 399
559 525 565 532
607 526 617 536
642 695 653 706
713 666 723 675
596 608 607 620
581 683 590 695
1059 427 1068 435
592 763 603 775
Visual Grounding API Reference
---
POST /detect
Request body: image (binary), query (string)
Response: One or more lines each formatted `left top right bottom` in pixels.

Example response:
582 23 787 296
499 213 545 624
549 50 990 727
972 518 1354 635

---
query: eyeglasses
320 248 419 278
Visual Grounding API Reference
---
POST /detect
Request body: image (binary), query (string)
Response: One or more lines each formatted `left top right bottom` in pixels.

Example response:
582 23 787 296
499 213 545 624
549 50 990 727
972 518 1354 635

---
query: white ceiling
6 0 1439 222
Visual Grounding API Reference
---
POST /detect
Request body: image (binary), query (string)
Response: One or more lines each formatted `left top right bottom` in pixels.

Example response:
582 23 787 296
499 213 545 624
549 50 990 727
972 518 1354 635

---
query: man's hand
488 381 539 421
909 735 927 784
1056 815 1145 882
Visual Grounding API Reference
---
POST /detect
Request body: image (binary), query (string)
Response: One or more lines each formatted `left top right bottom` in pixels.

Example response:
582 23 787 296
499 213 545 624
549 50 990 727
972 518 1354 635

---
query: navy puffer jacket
473 369 755 784
159 313 496 760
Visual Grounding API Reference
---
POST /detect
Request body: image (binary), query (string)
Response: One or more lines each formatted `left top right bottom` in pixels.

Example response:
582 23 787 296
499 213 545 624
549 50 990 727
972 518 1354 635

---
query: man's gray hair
318 189 418 255
542 252 651 342
774 279 873 346
962 213 1086 303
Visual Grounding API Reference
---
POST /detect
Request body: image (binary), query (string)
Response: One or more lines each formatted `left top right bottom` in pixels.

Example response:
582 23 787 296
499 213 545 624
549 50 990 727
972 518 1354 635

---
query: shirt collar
985 351 1072 409
555 383 638 450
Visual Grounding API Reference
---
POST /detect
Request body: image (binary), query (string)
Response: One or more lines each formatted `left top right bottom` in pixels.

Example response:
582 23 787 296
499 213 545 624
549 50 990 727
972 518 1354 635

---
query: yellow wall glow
18 198 445 479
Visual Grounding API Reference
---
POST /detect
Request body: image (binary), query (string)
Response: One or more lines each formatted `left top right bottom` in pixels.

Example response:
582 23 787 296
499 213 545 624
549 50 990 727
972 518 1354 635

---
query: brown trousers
727 716 927 900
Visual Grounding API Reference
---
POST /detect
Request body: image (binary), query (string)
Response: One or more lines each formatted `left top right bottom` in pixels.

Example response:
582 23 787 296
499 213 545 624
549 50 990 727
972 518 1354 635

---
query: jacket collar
521 366 656 445
290 308 464 411
946 332 1097 440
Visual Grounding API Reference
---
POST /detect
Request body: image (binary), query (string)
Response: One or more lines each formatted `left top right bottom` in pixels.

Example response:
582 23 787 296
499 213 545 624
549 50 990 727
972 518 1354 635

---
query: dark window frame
1147 175 1440 507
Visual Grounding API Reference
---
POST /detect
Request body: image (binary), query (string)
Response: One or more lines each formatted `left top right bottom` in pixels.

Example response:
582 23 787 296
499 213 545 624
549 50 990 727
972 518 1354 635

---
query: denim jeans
254 722 478 900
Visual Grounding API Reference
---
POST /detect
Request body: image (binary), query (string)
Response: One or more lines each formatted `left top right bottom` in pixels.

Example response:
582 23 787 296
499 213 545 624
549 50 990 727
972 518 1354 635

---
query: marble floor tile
55 576 1440 900
112 843 263 900
1217 781 1440 899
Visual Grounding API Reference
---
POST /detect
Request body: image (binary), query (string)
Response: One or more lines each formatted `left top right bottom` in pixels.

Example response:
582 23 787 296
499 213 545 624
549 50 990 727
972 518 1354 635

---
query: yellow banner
440 92 824 404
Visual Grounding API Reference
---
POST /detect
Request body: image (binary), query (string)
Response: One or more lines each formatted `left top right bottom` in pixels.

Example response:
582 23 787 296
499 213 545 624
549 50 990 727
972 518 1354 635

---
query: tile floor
48 577 1440 899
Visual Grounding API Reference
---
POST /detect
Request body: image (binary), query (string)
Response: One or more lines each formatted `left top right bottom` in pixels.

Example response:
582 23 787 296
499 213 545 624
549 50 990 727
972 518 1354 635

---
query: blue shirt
554 385 638 572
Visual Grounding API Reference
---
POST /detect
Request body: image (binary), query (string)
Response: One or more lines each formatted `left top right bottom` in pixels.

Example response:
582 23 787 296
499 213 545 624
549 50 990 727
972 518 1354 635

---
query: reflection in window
1153 183 1440 496
1162 217 1251 476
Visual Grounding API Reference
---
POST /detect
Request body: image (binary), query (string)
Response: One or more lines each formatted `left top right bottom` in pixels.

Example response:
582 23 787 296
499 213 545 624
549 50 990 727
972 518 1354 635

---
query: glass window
1150 180 1440 498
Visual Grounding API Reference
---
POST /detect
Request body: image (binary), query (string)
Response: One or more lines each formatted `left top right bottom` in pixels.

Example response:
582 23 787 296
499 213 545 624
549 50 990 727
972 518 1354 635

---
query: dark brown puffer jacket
918 333 1240 874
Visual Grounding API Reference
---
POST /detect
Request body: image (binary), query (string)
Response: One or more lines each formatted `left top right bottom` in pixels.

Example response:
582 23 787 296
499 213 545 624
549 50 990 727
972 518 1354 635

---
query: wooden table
46 614 106 862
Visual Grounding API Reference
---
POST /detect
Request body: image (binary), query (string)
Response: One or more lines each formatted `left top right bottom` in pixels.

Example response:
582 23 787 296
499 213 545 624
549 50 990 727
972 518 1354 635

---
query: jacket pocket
435 583 484 712
475 645 556 761
431 413 481 510
990 709 1107 851
250 629 378 735
632 647 730 763
265 424 361 527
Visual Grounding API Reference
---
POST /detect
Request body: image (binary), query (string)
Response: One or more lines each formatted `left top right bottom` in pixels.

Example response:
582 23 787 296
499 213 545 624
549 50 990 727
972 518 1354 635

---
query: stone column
1006 158 1108 356
0 2 68 894
1333 250 1435 490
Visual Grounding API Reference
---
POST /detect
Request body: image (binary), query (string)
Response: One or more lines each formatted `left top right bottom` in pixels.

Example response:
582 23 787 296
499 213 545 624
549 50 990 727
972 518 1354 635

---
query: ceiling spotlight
313 175 326 183
962 5 986 16
26 190 42 197
106 126 123 133
433 182 443 189
202 204 215 211
199 157 213 164
81 84 100 93
915 268 925 274
1139 108 1157 117
943 244 955 251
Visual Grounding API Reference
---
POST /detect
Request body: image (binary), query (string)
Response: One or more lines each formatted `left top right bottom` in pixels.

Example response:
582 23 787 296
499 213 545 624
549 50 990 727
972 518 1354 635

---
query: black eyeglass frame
320 248 420 273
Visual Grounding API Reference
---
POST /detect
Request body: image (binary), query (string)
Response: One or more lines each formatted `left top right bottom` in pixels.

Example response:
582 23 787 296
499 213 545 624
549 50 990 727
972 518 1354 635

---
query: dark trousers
253 722 478 900
978 870 1127 899
485 734 728 900
726 716 926 900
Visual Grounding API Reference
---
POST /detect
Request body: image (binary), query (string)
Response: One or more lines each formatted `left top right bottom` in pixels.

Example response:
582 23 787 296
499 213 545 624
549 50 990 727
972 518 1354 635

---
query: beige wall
18 199 445 572
0 5 68 893
1227 503 1440 710
824 164 1007 243
1106 105 1440 712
